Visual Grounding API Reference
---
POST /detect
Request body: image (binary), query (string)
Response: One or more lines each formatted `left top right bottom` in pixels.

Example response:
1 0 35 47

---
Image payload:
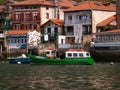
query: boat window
46 51 50 54
67 53 72 57
86 53 90 56
73 53 78 57
79 53 83 57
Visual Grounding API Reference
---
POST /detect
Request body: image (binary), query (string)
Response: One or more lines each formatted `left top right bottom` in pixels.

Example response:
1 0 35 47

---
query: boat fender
17 62 21 64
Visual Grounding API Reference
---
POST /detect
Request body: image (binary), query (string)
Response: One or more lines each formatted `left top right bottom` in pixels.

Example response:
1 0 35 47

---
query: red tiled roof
7 30 28 35
13 0 54 6
104 29 120 33
58 0 74 8
42 19 64 26
94 29 120 35
65 1 116 12
13 0 74 8
97 15 116 27
50 19 64 26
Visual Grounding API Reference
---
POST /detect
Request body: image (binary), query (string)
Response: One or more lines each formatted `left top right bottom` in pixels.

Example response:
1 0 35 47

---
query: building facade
11 0 75 30
64 1 116 44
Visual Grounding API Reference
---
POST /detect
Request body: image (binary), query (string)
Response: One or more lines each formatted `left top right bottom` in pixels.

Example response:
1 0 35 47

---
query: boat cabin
45 48 90 59
45 48 56 58
65 49 90 58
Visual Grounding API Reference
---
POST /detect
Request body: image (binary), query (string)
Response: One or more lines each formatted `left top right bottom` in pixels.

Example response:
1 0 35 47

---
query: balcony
65 32 74 36
65 19 91 25
13 18 40 23
58 44 83 49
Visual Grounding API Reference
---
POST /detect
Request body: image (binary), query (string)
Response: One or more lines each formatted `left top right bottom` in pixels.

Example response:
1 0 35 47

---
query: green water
0 62 120 90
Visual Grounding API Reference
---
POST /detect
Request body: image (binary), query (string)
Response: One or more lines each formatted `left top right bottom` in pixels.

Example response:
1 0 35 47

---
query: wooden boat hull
29 55 94 65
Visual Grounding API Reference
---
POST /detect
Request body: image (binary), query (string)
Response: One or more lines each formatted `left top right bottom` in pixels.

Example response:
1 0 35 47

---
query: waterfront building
92 29 120 50
7 0 76 53
64 1 116 44
41 19 64 44
6 30 27 49
5 30 28 55
0 6 5 30
0 6 5 53
11 0 75 30
97 15 117 32
0 0 16 54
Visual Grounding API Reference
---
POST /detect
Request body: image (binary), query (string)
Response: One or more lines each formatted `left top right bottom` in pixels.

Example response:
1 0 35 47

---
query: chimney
116 0 120 29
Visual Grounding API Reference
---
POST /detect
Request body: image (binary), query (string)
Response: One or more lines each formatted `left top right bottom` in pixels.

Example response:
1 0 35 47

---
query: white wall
58 35 66 44
92 10 116 33
40 6 64 25
40 6 55 25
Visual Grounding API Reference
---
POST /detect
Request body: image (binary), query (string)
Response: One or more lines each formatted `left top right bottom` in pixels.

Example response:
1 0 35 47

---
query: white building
64 1 116 43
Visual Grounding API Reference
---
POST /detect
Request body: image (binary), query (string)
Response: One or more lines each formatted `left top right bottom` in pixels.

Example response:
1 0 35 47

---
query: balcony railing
65 32 74 35
13 18 40 22
65 19 91 25
58 44 83 49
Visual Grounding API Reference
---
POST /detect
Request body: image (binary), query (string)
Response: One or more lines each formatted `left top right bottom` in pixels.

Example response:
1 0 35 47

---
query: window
33 5 38 9
73 53 78 57
46 13 49 19
18 39 20 43
16 24 21 30
57 14 60 19
25 6 29 9
21 39 23 43
25 13 30 21
66 26 74 35
76 15 82 21
54 27 58 34
11 39 13 43
46 7 49 10
83 25 92 35
14 39 16 43
47 28 51 33
16 13 21 21
68 15 72 20
25 39 27 43
46 51 50 54
86 53 90 56
67 53 72 57
33 12 38 20
79 53 83 57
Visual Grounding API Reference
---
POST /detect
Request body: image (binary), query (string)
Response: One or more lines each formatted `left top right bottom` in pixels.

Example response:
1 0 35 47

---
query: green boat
29 48 94 65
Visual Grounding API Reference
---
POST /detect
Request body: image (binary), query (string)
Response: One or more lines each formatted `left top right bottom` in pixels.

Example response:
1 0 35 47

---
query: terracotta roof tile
7 30 28 35
97 15 116 27
13 0 74 8
65 1 116 12
13 0 54 6
58 0 74 8
42 19 64 26
50 19 64 26
94 29 120 35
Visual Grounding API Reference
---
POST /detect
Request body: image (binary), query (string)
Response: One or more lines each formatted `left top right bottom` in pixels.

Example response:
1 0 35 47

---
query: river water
0 62 120 90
